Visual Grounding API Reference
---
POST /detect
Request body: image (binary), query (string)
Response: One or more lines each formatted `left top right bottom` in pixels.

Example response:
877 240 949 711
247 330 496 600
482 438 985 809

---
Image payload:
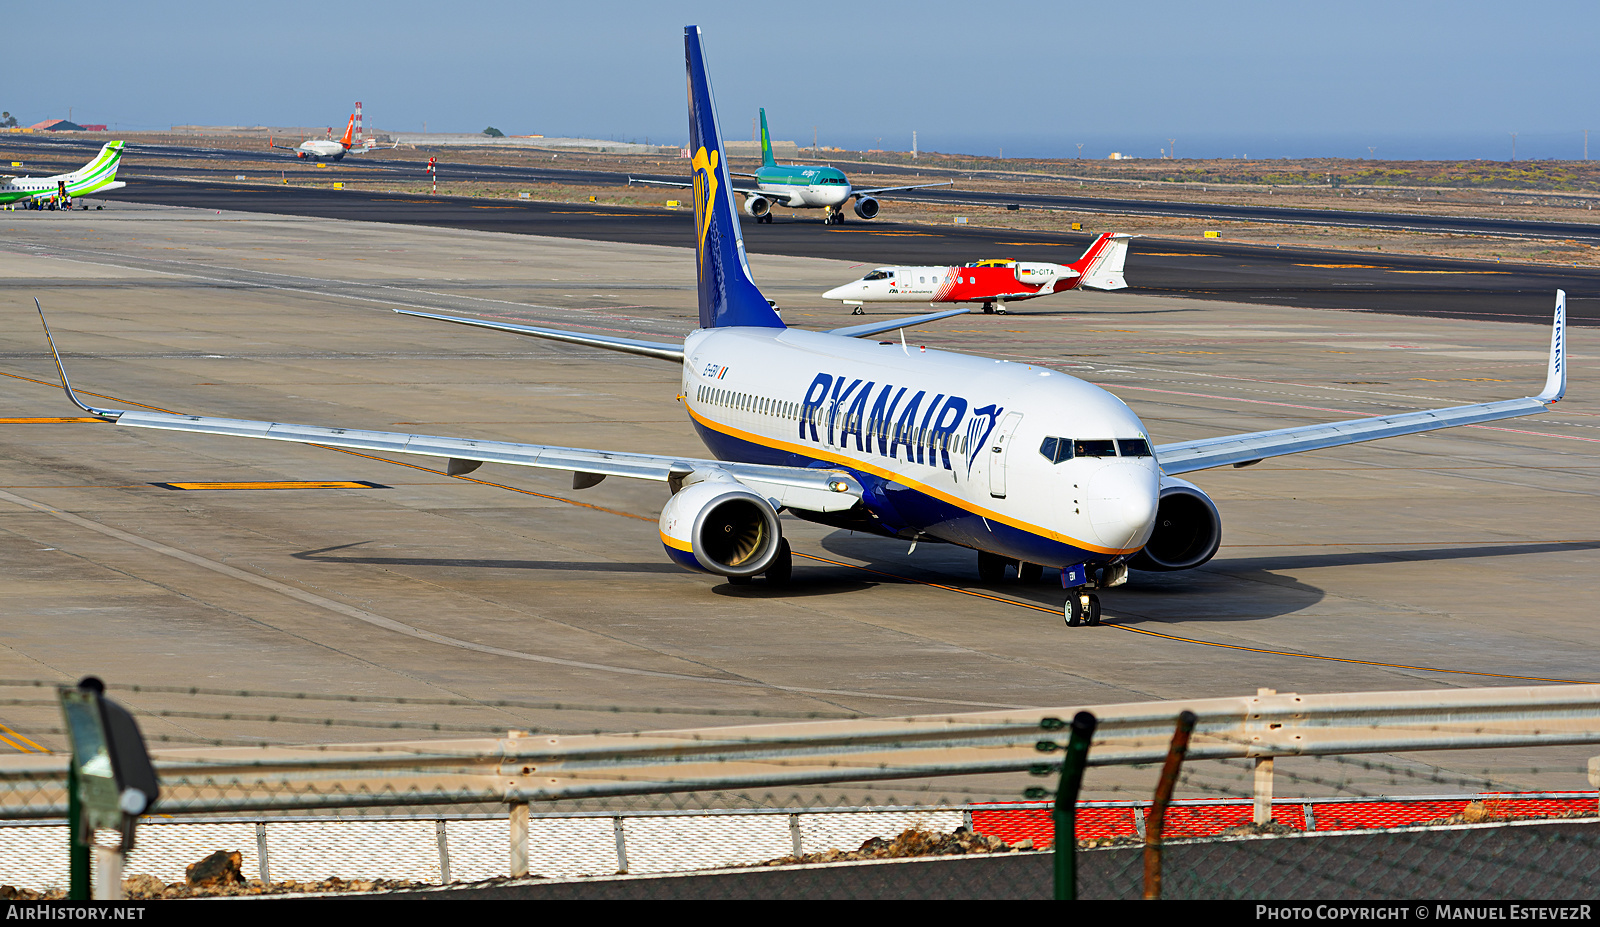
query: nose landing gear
1064 590 1101 627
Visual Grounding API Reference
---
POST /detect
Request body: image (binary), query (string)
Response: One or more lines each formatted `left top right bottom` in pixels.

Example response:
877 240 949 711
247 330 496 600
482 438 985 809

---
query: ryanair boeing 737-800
36 27 1568 626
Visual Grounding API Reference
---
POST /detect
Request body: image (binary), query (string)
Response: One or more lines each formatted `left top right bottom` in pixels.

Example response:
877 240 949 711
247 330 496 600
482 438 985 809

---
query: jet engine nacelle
658 472 782 577
853 196 880 220
1015 262 1071 285
743 194 771 218
1128 477 1222 572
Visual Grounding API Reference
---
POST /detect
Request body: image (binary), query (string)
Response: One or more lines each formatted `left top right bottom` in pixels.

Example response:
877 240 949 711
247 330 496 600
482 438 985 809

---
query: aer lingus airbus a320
36 27 1569 625
634 107 951 225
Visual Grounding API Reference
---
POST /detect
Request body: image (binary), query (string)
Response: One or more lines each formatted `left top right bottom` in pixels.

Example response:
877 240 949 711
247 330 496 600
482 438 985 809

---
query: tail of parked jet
338 115 356 150
64 141 126 195
758 108 777 169
685 28 784 330
1070 232 1132 291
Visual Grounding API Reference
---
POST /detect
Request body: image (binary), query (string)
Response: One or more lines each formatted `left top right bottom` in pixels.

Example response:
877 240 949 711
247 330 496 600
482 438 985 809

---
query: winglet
33 299 120 420
1537 289 1566 403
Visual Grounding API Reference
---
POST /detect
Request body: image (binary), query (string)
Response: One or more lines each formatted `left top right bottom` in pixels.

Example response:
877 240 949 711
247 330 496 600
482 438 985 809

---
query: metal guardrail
7 794 1596 893
2 683 1598 818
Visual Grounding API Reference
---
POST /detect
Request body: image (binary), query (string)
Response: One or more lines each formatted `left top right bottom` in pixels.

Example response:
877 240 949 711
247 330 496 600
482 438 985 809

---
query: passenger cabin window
1118 438 1152 458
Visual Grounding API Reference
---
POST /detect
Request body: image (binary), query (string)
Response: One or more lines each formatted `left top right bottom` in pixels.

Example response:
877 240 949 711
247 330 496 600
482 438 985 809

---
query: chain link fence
3 678 1598 899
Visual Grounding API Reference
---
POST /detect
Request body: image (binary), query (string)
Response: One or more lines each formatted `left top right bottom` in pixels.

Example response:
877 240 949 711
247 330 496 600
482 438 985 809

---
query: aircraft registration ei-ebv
36 27 1569 626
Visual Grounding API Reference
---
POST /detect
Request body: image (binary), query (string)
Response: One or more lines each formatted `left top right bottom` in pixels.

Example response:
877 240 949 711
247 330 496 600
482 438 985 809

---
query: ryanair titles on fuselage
695 358 1003 479
796 372 1000 476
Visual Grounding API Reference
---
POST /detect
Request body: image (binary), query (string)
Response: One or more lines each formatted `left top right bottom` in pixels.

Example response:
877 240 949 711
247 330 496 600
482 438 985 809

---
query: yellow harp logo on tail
692 146 719 262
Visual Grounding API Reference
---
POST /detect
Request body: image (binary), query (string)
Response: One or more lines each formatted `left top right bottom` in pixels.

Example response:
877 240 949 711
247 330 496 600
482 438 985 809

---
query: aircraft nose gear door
987 412 1023 499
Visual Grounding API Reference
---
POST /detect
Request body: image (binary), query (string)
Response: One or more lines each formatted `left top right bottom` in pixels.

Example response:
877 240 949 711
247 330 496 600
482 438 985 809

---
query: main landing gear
757 213 774 224
981 302 1007 315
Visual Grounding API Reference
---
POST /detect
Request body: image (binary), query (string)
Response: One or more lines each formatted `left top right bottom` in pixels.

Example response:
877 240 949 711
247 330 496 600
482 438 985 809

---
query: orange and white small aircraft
270 115 397 161
822 232 1131 314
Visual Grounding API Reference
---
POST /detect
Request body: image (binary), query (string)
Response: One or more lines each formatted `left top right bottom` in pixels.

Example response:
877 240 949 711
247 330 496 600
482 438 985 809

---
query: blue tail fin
685 26 784 330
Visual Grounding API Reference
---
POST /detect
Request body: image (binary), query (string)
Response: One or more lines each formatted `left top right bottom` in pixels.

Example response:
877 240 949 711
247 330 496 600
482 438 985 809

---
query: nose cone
822 282 860 300
1086 462 1159 550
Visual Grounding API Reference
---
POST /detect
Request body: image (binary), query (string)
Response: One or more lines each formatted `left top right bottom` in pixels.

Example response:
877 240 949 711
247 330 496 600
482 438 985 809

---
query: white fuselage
759 181 852 209
679 326 1159 567
295 139 348 160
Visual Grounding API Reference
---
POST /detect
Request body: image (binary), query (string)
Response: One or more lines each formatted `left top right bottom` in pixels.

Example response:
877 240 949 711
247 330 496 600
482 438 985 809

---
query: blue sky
6 1 1597 160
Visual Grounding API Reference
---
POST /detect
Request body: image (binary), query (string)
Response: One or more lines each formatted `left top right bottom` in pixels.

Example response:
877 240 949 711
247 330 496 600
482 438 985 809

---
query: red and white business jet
823 232 1131 314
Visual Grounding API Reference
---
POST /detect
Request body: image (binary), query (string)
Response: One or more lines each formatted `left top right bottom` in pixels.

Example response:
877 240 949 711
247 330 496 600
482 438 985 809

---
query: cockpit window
1042 437 1141 462
863 270 890 281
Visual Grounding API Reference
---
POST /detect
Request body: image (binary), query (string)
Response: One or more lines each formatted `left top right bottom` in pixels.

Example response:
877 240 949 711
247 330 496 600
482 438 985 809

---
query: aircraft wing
1154 291 1567 476
628 176 692 189
826 307 970 338
33 303 858 513
853 181 953 196
347 143 400 155
628 176 790 204
393 309 683 362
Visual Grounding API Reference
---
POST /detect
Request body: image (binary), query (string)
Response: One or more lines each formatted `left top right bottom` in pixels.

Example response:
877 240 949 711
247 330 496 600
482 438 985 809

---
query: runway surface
77 176 1600 327
1 205 1597 798
13 134 1600 244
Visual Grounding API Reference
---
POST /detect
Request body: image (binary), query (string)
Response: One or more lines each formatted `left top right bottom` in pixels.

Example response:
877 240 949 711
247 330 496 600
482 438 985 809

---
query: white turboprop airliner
37 27 1569 626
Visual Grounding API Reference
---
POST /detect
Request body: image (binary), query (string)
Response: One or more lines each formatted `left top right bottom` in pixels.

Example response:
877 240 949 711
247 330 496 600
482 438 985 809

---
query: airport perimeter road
1 204 1597 796
91 178 1600 326
12 136 1600 243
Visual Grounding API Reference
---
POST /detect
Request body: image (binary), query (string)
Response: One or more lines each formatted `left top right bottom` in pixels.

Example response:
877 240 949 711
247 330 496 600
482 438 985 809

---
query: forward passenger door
988 412 1023 498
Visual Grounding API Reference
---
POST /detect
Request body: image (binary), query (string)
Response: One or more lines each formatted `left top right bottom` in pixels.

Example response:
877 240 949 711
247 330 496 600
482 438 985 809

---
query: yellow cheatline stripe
0 417 104 424
790 551 1592 685
0 722 47 754
685 404 1136 556
660 531 692 551
156 481 387 491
